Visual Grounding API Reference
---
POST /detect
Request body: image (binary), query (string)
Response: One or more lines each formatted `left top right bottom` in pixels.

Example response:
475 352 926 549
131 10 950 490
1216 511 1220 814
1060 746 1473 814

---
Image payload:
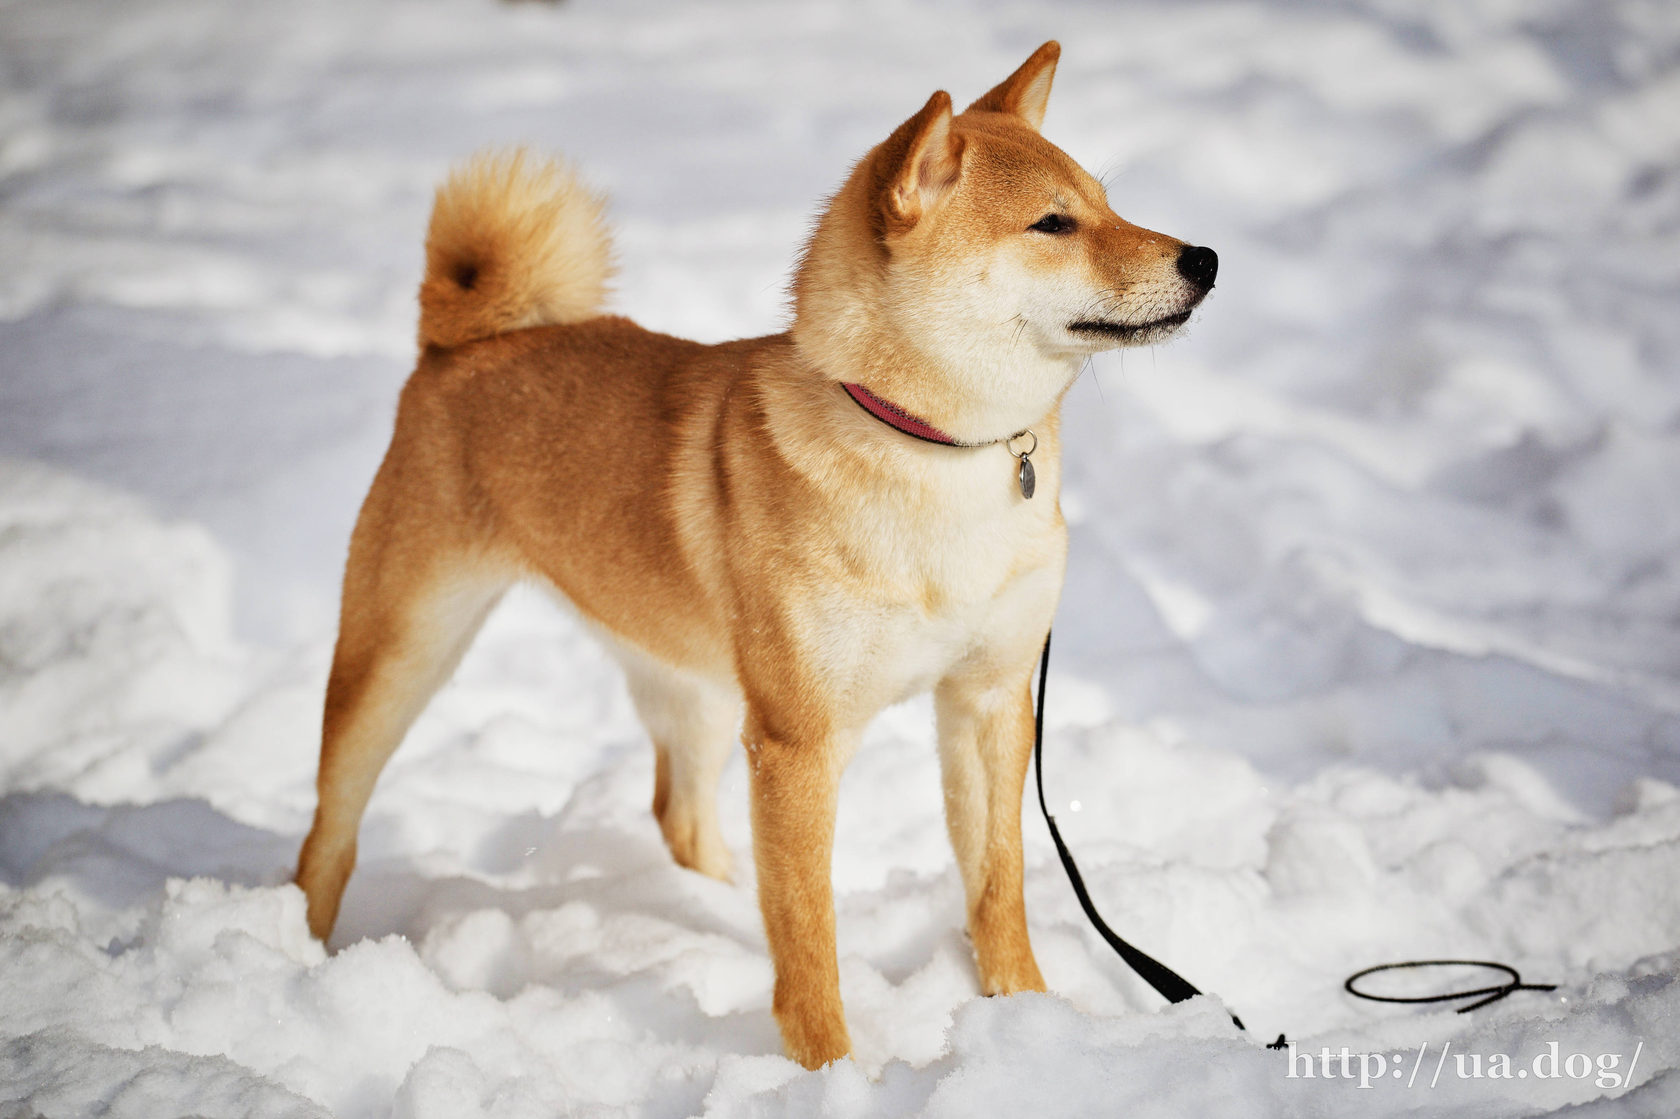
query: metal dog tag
1006 430 1039 500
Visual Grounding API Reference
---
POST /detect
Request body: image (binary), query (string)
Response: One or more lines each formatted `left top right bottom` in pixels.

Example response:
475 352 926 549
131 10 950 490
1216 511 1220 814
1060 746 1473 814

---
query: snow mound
0 458 1676 1116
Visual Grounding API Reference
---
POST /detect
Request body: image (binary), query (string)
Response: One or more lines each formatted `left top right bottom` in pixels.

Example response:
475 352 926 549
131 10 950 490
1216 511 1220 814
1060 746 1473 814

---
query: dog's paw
977 948 1047 996
776 1000 853 1069
659 813 733 882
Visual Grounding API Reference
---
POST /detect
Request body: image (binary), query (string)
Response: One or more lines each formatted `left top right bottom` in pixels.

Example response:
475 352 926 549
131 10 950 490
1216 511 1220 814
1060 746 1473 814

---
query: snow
2 0 1679 1114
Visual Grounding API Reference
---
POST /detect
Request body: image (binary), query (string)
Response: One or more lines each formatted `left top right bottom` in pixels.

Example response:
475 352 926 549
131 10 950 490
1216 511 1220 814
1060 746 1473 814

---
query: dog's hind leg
296 487 512 942
935 663 1047 997
616 645 739 880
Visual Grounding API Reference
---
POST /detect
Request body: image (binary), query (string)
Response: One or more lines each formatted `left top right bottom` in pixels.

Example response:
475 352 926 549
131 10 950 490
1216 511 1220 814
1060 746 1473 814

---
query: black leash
1029 632 1246 1030
1029 630 1556 1046
1345 960 1556 1013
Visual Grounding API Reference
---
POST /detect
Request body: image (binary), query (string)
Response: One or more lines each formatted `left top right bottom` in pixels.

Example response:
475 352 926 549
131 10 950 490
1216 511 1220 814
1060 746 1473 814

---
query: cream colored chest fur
778 439 1067 724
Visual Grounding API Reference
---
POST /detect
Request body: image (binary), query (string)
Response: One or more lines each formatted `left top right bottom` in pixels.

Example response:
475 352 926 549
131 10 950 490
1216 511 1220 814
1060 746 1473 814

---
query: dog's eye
1029 214 1075 235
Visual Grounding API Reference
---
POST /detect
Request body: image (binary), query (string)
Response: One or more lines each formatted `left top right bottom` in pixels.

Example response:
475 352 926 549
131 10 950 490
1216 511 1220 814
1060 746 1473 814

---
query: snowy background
3 0 1679 1115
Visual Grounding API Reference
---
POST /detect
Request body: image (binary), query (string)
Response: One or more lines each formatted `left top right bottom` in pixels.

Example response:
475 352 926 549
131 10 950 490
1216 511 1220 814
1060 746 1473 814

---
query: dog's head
794 42 1215 442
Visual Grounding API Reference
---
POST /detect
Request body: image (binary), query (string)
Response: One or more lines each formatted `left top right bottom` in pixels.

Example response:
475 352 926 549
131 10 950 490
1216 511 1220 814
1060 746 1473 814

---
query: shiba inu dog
296 41 1216 1068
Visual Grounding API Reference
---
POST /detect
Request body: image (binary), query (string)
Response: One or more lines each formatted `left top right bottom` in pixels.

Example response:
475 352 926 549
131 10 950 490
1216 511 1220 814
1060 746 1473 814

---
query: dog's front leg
935 665 1047 997
744 706 853 1068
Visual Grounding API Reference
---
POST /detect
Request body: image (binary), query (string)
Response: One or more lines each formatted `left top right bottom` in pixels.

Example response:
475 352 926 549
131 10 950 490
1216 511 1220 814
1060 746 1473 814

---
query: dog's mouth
1066 309 1193 343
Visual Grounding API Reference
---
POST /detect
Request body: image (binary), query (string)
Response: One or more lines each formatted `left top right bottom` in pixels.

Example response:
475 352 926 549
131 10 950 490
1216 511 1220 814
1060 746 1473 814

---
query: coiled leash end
1030 631 1557 1050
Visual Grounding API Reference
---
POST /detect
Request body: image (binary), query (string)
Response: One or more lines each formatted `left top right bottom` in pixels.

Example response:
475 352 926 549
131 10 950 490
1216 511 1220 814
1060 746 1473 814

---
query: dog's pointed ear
880 90 965 232
965 41 1060 131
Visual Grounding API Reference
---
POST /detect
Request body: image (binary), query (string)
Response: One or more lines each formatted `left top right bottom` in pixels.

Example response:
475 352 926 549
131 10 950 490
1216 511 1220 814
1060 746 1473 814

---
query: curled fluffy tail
418 149 612 350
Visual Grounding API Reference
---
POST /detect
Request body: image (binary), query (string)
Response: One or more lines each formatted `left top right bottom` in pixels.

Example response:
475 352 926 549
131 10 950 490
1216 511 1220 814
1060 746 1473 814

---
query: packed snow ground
3 0 1680 1115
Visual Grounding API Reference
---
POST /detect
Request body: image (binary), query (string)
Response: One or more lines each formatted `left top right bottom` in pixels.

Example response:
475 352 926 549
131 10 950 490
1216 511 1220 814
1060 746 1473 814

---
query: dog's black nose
1176 244 1218 289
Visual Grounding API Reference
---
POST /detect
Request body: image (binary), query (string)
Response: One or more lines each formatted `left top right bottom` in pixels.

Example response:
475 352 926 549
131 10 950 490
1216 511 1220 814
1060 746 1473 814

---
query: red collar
840 381 1040 498
842 381 993 447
